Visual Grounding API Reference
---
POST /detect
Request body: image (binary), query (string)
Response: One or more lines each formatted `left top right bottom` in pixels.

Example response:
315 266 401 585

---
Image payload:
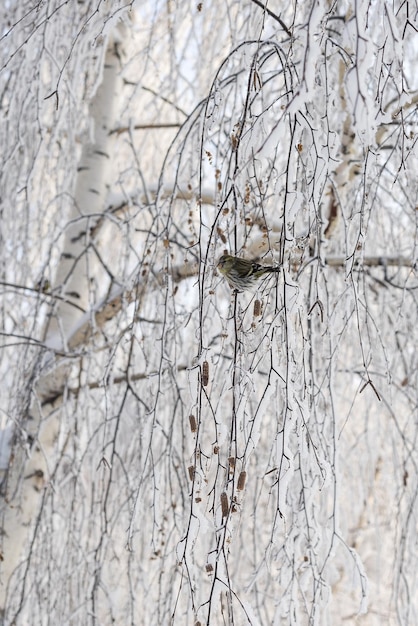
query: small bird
217 254 280 291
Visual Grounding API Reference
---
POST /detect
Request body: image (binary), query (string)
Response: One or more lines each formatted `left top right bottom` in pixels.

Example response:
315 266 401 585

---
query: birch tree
1 1 417 625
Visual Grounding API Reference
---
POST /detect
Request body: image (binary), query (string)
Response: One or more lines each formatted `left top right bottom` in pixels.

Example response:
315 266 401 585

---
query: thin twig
250 0 292 37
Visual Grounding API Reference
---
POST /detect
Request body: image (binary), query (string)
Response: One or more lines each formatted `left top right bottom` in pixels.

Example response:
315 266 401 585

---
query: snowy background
1 1 417 624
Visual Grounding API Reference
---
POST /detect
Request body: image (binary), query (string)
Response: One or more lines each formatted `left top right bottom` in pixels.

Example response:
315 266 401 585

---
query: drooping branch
0 29 127 615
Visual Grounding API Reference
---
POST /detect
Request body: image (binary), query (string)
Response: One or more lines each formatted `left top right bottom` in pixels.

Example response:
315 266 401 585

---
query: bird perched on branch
217 254 280 291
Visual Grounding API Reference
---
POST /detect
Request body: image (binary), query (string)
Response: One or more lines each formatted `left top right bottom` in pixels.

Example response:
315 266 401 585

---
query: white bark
0 31 124 614
46 34 125 350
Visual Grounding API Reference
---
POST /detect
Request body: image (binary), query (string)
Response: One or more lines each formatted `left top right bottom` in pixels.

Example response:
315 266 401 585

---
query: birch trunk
0 32 124 617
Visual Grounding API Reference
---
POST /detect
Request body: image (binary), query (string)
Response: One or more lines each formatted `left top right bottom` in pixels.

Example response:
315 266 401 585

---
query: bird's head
216 254 234 274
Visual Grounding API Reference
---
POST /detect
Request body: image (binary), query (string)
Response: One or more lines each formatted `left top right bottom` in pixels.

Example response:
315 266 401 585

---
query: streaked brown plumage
217 254 280 291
